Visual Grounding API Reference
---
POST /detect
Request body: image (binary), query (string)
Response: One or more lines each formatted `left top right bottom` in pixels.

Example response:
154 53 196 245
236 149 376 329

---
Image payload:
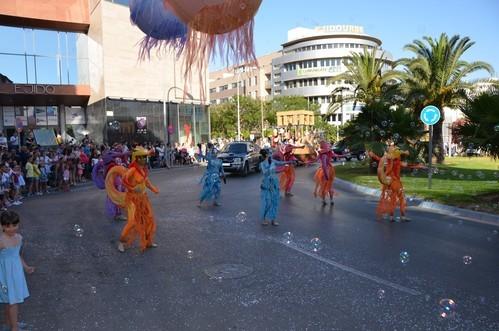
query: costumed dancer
106 147 160 252
312 141 337 205
259 149 293 226
369 143 410 223
92 148 129 221
276 144 299 197
198 143 225 207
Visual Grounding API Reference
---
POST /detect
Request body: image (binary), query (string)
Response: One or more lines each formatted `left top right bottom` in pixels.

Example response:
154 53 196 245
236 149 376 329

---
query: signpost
420 105 441 189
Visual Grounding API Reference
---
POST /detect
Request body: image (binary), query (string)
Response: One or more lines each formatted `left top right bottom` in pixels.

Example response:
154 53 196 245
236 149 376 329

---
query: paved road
12 165 499 330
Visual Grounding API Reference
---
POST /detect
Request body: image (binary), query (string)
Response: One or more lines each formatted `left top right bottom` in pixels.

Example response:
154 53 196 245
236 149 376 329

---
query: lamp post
163 87 193 145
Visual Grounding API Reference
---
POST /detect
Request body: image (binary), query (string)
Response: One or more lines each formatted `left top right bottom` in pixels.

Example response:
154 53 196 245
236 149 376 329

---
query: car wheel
242 162 249 177
357 153 366 161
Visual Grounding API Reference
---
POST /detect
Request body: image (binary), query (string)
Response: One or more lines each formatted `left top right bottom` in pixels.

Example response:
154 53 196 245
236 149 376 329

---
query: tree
453 91 499 159
328 47 400 113
399 33 494 163
341 101 425 163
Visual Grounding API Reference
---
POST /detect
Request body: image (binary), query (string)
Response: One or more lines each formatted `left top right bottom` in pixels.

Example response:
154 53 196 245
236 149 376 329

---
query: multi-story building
0 0 209 145
209 52 280 104
271 25 392 125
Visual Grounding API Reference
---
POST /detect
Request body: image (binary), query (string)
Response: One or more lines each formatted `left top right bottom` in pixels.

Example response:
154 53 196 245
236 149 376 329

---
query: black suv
332 141 366 161
217 141 262 176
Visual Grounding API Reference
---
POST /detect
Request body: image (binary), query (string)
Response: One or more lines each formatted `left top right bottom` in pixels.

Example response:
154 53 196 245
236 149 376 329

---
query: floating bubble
236 211 247 223
90 286 97 294
341 161 345 166
492 229 498 235
462 255 472 265
310 237 322 252
451 170 458 176
339 130 344 135
371 162 377 168
486 143 492 149
1 285 7 294
381 121 388 127
208 215 214 222
187 250 194 259
282 232 294 244
439 298 457 319
399 251 410 264
494 124 499 132
479 296 486 304
393 133 400 140
379 130 385 137
373 125 379 130
377 289 385 299
109 120 120 131
74 227 84 238
364 131 371 137
458 174 464 179
124 277 130 285
389 122 394 127
410 122 416 128
475 171 484 179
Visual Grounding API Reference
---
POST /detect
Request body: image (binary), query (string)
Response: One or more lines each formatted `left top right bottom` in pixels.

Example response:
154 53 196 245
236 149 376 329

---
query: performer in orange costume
369 143 410 223
313 141 337 205
276 144 298 196
106 147 160 252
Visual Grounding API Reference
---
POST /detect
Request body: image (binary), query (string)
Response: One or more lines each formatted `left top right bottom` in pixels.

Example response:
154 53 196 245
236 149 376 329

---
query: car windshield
221 143 247 154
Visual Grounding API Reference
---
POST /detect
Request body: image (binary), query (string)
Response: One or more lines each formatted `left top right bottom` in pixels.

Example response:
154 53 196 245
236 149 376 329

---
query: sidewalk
334 177 499 225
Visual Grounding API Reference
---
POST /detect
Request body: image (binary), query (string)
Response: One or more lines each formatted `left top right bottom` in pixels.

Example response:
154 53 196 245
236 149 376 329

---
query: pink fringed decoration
165 0 262 102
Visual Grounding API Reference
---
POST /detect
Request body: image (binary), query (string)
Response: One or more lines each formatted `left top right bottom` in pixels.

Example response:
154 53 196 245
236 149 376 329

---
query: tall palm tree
328 47 400 114
399 33 494 163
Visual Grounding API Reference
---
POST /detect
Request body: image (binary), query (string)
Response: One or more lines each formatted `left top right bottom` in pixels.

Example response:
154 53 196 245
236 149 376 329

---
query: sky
211 0 499 80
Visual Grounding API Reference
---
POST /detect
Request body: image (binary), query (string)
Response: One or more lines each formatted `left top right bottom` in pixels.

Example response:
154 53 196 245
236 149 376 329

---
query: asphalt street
9 165 499 330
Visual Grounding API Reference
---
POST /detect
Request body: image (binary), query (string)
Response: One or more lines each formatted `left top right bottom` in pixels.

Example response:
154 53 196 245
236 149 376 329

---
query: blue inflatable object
129 0 188 58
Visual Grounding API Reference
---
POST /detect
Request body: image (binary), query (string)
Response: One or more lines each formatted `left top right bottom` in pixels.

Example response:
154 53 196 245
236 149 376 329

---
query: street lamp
163 87 193 145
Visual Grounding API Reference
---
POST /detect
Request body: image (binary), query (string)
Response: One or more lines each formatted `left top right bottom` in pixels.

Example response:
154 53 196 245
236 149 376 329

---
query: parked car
217 141 262 176
332 141 366 161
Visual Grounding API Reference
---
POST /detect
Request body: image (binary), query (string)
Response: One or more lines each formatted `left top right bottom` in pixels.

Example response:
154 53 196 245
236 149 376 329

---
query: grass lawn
335 156 499 214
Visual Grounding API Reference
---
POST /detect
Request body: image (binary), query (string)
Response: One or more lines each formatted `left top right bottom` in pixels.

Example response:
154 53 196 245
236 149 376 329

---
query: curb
334 178 499 225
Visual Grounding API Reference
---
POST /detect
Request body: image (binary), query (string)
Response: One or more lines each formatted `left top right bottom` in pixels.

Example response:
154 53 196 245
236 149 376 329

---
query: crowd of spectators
0 132 208 212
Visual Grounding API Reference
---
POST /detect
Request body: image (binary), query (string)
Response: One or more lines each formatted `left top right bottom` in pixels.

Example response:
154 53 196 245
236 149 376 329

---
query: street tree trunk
433 112 445 164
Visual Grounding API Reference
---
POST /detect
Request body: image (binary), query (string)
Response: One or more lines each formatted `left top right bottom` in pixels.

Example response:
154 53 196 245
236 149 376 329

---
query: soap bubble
399 251 410 264
208 215 214 222
310 237 322 252
364 131 371 137
377 289 385 299
381 121 388 127
236 211 247 223
389 122 394 127
494 124 499 132
90 286 97 294
410 122 416 128
438 298 457 319
187 250 194 259
124 277 130 285
379 130 385 137
74 226 84 238
282 232 294 244
393 133 400 140
462 255 472 265
109 120 120 131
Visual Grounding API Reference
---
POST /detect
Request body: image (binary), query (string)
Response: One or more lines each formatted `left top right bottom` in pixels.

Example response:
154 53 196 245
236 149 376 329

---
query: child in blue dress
0 211 34 331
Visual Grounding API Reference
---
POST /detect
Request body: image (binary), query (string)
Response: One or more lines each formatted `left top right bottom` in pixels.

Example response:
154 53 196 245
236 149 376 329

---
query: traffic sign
420 105 441 126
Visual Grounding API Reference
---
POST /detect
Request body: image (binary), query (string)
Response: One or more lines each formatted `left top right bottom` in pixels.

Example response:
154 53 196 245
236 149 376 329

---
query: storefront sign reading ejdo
14 84 56 95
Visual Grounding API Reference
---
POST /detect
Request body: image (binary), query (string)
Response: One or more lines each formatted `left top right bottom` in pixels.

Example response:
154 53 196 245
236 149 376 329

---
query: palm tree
399 33 494 163
454 90 499 159
328 47 400 113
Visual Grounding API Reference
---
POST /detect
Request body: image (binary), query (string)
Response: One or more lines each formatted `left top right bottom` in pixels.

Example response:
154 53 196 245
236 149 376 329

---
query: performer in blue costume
198 143 225 207
259 149 293 226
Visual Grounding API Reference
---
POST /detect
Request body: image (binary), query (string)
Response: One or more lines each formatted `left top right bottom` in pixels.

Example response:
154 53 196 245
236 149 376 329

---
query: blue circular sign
420 105 441 126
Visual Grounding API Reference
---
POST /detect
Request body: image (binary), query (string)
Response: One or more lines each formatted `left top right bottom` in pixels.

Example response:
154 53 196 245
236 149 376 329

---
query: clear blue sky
211 0 499 80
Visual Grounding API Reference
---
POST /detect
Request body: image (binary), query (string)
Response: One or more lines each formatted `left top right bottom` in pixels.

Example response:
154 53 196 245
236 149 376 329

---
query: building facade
209 52 280 104
0 0 209 146
271 25 392 126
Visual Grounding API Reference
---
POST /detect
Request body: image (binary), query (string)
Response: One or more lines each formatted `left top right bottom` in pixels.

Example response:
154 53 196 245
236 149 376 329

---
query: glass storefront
87 98 210 146
0 25 89 85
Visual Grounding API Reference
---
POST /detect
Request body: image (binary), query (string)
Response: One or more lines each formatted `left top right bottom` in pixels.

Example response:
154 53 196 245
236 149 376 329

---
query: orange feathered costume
106 147 159 251
372 148 406 219
314 141 336 200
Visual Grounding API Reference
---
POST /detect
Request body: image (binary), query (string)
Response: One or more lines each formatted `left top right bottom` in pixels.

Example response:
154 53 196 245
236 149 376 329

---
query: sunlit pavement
14 166 499 330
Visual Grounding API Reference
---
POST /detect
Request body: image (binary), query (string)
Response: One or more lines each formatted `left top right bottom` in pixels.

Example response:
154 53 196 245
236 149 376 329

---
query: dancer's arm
146 178 159 194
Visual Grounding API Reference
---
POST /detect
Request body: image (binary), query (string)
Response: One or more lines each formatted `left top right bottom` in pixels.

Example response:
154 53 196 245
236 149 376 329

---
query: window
209 88 217 93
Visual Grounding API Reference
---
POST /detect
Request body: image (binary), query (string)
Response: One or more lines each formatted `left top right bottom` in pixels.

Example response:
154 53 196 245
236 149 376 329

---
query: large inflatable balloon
164 0 262 100
130 0 188 59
